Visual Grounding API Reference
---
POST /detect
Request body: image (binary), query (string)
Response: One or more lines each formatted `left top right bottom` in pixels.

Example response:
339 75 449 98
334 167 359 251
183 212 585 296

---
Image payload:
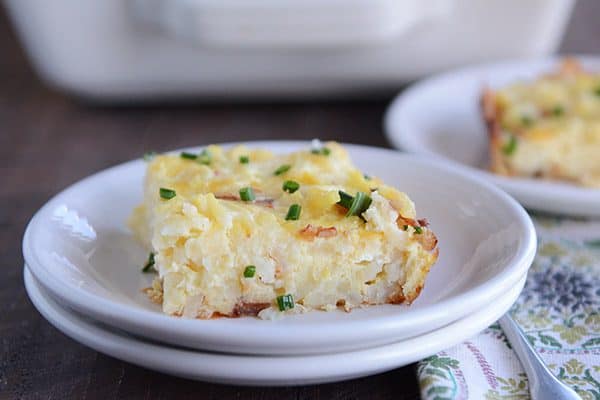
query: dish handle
129 0 453 48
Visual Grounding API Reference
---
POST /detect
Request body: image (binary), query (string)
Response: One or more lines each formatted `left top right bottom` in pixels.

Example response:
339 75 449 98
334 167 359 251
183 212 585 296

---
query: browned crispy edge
388 229 439 305
481 87 512 176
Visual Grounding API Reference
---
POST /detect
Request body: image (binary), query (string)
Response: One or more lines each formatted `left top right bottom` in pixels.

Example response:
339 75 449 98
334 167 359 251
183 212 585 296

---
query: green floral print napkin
418 216 600 400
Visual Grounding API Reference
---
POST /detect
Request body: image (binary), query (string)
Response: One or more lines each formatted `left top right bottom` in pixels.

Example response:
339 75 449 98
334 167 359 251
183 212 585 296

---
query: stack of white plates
23 142 536 386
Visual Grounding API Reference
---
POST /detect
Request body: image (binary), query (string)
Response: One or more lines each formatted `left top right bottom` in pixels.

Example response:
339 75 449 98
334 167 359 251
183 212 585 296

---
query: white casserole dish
4 0 575 100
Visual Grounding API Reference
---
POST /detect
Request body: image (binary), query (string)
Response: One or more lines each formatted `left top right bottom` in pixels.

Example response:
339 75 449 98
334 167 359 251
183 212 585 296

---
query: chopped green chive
552 105 564 117
521 116 533 127
159 188 176 200
143 151 157 161
285 204 301 220
414 226 423 234
197 149 211 165
345 192 372 218
239 155 249 164
180 152 197 160
364 174 371 180
594 87 600 97
239 187 255 201
276 294 294 311
274 164 291 176
243 265 256 278
403 225 409 231
142 252 155 273
336 191 354 209
282 180 300 194
502 135 518 156
311 147 331 156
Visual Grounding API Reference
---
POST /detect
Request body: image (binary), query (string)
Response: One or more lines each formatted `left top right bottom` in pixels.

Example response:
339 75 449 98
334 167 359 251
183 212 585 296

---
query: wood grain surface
1 2 599 399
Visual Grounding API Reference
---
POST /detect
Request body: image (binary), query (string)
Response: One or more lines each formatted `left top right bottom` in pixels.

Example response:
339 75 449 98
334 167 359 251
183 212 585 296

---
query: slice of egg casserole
482 59 600 187
129 142 438 319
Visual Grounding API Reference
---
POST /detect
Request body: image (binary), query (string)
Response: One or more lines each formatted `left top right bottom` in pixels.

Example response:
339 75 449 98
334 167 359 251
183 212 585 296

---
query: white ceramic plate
385 55 600 217
24 267 527 386
23 141 536 355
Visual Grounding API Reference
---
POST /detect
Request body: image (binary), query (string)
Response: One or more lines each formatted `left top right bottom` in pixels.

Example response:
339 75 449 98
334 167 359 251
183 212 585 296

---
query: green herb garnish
282 180 300 194
345 192 372 218
593 87 600 97
403 225 409 231
311 147 331 156
239 187 255 201
336 191 354 209
414 226 423 234
180 152 197 160
243 265 256 278
364 174 371 180
502 135 518 156
159 188 176 200
337 191 372 218
239 155 249 164
552 106 564 117
197 149 211 165
276 294 294 311
142 253 155 273
285 204 302 220
143 151 157 161
521 116 533 127
274 164 291 176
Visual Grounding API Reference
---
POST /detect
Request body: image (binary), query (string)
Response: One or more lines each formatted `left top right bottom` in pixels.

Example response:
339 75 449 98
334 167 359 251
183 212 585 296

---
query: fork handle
499 314 581 400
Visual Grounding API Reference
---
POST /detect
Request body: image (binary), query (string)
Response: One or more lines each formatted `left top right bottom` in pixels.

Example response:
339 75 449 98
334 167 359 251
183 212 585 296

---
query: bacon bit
299 224 337 240
232 301 271 317
317 226 337 238
397 216 418 228
255 199 274 208
299 224 318 239
215 194 274 208
417 218 429 227
215 194 238 201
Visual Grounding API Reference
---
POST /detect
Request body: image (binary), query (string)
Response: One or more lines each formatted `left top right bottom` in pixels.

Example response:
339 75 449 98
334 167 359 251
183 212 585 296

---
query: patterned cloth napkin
417 215 600 400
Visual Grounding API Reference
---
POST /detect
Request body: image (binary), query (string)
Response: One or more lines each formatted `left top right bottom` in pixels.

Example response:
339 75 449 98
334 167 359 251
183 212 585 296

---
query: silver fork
499 314 582 400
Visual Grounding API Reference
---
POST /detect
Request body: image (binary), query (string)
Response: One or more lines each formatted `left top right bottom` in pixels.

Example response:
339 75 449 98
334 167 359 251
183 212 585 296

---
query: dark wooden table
2 2 599 399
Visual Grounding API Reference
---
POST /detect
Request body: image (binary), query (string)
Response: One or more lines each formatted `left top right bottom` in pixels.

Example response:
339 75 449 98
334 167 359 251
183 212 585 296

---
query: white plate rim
23 141 537 355
24 266 527 386
384 54 600 217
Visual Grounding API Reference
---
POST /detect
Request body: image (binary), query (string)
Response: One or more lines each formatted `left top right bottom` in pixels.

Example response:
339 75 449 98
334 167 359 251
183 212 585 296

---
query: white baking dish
4 0 575 100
